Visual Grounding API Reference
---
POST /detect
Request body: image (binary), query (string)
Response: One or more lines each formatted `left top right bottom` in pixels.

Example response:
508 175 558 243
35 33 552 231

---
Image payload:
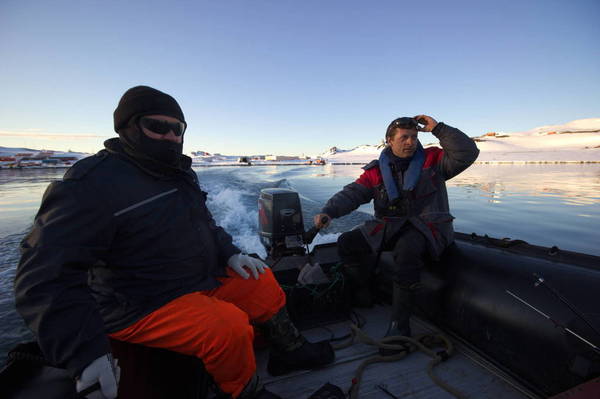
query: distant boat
237 156 252 166
308 158 326 165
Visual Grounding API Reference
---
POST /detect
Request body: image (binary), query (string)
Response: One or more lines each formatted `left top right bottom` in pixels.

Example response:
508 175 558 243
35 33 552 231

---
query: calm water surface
1 164 599 363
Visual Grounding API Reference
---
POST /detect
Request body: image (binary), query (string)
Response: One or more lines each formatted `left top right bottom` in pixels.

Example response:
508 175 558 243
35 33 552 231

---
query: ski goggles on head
138 116 187 137
385 117 419 137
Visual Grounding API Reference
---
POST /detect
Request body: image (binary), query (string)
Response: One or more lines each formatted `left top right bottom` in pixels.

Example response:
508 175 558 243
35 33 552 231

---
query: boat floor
253 305 533 399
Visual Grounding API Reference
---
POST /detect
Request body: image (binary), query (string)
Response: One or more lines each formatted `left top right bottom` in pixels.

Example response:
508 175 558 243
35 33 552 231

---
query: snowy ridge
473 118 600 162
312 144 383 165
504 118 600 137
2 118 599 168
317 118 600 164
190 151 238 164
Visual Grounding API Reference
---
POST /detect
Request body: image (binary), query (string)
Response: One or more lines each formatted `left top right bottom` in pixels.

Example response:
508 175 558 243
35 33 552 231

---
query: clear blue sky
1 0 599 156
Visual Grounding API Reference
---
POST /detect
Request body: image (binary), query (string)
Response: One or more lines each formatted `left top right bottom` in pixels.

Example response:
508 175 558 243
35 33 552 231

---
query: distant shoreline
473 160 600 164
2 160 600 170
330 161 600 165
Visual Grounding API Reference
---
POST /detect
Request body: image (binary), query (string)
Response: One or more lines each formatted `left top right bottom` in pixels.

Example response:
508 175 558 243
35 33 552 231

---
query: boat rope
468 232 527 248
332 323 467 399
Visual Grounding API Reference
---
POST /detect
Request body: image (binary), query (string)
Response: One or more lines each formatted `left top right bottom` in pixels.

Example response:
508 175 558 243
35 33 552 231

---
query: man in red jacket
313 115 479 351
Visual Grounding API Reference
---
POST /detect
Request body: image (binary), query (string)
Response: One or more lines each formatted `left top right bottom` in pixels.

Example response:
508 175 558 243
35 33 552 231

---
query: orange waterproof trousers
109 267 286 398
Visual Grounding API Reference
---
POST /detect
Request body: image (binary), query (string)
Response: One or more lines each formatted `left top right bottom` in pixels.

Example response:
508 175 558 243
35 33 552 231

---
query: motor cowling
259 188 306 258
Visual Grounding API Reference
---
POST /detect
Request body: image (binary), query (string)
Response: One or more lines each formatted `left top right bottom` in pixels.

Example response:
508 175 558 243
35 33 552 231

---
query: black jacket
14 143 240 377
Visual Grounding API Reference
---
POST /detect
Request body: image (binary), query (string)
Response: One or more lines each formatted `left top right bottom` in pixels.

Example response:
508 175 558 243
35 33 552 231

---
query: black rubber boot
342 261 373 307
379 282 414 356
267 339 335 376
237 373 283 399
258 307 335 376
252 388 284 399
258 306 305 353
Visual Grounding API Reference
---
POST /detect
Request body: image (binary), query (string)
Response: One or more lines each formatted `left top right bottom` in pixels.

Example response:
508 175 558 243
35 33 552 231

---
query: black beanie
113 86 185 132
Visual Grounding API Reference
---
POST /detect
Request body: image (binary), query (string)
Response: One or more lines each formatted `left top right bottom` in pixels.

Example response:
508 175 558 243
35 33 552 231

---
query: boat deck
254 305 534 399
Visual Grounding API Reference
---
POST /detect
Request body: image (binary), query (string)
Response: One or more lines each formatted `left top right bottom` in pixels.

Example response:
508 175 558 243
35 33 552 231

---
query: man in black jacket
14 86 333 398
314 115 479 351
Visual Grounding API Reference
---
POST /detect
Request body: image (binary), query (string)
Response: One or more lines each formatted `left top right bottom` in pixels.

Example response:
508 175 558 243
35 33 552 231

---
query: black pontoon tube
505 289 600 354
533 273 600 344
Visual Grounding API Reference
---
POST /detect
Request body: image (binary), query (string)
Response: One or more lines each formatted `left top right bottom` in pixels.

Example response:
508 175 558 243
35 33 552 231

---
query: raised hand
414 115 438 132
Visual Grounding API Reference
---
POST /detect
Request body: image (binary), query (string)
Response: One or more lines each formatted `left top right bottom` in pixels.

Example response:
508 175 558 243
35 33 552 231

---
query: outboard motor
259 188 344 329
259 188 307 258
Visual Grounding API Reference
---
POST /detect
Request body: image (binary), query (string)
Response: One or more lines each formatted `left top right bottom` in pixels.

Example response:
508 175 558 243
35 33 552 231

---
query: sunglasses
138 116 187 137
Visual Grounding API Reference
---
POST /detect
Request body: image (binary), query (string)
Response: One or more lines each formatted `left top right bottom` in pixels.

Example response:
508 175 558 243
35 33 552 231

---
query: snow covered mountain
2 118 599 167
318 118 600 163
474 118 600 162
318 143 384 163
189 151 238 164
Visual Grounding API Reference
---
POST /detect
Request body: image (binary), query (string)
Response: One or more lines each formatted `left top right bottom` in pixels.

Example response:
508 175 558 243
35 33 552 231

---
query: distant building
0 157 18 167
265 155 300 161
50 156 78 162
19 159 43 167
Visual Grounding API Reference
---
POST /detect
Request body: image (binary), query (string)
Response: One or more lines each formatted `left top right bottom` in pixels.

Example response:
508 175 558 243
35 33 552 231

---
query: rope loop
341 323 466 399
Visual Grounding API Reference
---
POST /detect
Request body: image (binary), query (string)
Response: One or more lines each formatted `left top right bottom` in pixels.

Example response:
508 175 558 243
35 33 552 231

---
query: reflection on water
0 169 66 238
249 164 600 255
445 164 600 255
1 164 599 252
450 164 600 206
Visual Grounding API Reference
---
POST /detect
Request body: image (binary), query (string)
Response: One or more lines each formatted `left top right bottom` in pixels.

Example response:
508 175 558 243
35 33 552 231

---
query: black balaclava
112 86 186 170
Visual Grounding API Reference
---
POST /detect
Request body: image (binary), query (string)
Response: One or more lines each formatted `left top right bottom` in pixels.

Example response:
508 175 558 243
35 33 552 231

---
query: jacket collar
378 143 424 201
104 138 192 179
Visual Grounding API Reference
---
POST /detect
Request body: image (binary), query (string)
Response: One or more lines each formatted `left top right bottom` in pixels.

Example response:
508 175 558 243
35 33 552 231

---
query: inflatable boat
2 188 599 398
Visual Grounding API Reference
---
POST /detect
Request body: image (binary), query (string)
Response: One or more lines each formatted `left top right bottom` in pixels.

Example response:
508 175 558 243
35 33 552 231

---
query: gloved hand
313 213 331 229
228 253 269 279
76 353 120 399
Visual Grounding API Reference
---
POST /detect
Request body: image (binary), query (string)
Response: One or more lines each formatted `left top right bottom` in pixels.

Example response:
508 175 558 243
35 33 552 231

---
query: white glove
76 353 120 399
228 253 269 279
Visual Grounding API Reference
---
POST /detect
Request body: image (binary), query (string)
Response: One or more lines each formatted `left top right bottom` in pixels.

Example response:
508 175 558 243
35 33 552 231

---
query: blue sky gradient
1 0 599 155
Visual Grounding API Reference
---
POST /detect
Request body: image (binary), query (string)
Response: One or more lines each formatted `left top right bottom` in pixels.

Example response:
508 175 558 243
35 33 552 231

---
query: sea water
1 164 599 364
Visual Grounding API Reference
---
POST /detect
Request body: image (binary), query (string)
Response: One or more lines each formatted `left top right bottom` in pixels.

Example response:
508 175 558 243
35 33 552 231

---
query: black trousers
337 224 427 285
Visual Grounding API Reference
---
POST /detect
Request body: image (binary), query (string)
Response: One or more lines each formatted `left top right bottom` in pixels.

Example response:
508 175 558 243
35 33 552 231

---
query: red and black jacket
322 122 479 257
